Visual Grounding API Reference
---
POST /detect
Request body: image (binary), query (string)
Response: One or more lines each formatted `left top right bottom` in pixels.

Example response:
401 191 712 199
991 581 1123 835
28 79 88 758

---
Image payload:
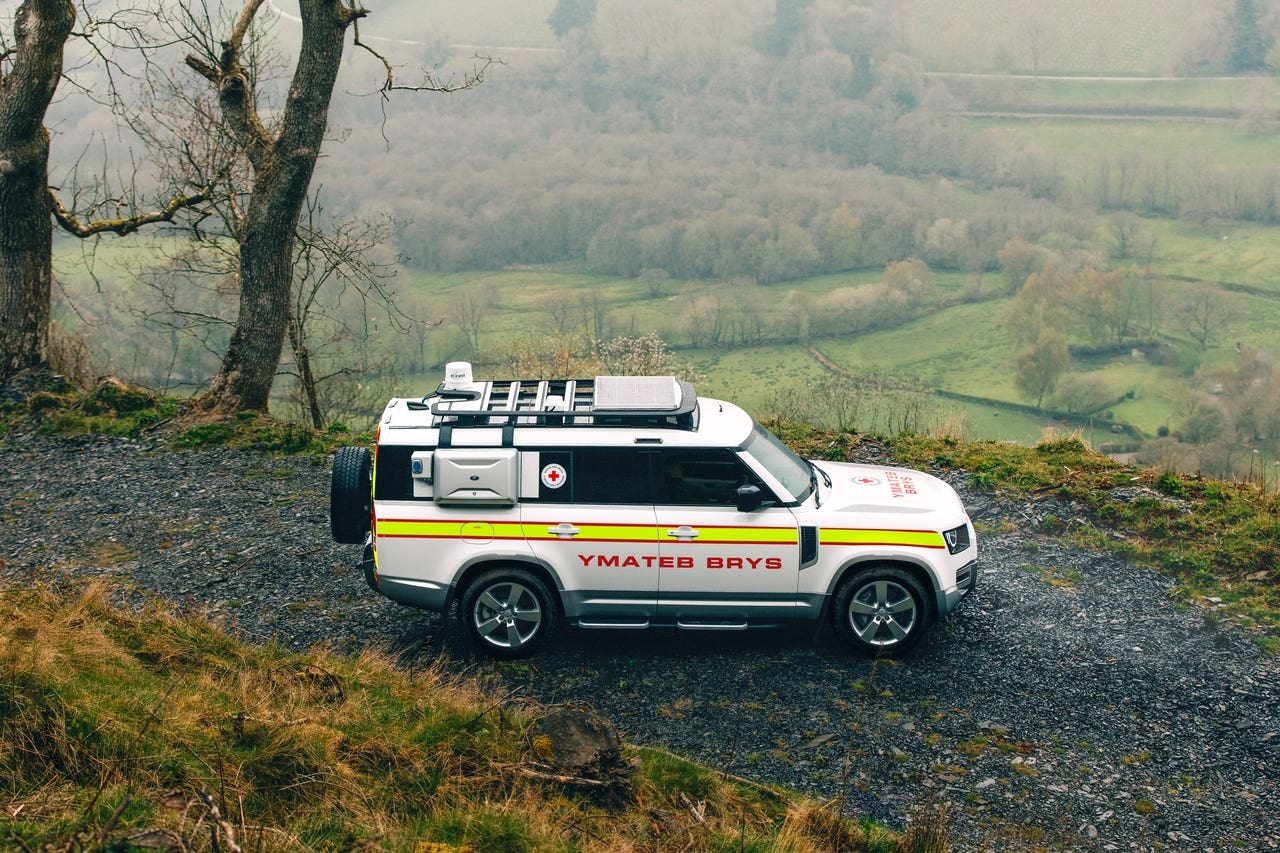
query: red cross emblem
541 463 567 489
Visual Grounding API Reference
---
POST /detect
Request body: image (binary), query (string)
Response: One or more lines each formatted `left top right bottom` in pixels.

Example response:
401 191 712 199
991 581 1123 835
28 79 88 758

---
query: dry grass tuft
0 581 910 852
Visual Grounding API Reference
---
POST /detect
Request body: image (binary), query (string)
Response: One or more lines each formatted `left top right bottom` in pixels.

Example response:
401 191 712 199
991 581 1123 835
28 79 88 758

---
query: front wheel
832 566 931 656
461 568 558 659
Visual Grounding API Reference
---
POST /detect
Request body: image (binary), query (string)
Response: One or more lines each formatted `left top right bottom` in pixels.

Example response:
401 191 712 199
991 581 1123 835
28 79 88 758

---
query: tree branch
50 184 214 237
185 0 273 167
351 21 497 97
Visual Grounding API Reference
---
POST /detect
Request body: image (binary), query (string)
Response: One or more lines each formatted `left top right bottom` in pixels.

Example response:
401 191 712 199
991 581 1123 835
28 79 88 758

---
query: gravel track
1 434 1277 852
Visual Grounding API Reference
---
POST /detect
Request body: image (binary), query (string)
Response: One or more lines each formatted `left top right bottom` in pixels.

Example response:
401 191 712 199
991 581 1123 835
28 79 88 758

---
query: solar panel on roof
593 376 681 411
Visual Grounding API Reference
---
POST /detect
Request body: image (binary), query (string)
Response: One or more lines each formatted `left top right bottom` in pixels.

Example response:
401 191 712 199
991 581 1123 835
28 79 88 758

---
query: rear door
653 448 800 624
519 447 660 626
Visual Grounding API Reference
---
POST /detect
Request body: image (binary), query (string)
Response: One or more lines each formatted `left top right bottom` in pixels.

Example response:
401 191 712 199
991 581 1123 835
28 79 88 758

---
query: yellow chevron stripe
674 526 798 544
377 520 525 539
523 524 659 542
378 519 942 549
821 528 945 549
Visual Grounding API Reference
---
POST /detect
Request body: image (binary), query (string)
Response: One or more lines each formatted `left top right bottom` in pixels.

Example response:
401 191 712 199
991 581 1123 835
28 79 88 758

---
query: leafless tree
1176 289 1233 352
0 0 211 384
539 289 581 338
284 195 410 429
160 0 491 417
449 281 497 356
1019 14 1054 78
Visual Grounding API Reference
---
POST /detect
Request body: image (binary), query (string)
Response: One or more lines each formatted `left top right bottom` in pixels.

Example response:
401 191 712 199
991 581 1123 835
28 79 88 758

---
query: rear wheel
832 566 931 656
330 446 372 544
461 567 558 659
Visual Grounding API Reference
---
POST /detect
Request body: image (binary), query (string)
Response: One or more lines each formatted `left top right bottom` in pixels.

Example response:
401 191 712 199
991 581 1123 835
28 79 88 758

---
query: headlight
943 524 971 555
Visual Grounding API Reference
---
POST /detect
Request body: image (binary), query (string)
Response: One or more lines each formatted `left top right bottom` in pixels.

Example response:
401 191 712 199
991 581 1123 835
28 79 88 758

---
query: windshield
742 422 814 503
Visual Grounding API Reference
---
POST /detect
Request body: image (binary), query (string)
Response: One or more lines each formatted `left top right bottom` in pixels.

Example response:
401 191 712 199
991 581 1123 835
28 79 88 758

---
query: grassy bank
0 583 915 852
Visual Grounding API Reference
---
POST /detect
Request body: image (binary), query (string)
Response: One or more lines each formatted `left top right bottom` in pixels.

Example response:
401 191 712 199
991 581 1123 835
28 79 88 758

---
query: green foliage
171 413 323 454
1155 469 1187 497
0 387 362 455
1228 0 1271 73
638 748 719 801
18 385 180 438
1014 328 1070 408
81 379 159 415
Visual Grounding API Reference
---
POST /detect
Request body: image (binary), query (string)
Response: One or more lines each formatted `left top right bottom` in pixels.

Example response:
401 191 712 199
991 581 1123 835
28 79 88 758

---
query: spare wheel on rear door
331 446 372 544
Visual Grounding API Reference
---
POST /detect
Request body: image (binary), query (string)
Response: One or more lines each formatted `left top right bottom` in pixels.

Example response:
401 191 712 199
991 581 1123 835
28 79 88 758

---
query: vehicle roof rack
409 372 699 431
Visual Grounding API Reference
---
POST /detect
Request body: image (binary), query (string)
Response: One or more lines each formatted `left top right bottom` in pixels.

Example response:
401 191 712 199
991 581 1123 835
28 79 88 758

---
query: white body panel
654 503 800 623
520 503 660 625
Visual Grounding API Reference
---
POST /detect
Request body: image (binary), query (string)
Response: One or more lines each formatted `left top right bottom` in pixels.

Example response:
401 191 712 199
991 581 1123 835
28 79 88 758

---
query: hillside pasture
906 0 1205 74
950 75 1280 112
969 118 1280 169
1145 219 1280 296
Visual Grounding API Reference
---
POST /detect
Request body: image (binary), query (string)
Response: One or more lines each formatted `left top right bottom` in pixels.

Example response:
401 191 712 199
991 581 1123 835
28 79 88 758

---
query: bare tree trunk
0 0 75 382
189 0 361 416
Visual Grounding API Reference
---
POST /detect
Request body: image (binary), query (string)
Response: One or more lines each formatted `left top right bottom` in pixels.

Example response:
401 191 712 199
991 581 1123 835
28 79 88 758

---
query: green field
954 75 1279 110
1145 219 1280 294
906 0 1203 73
48 0 1280 453
968 118 1280 173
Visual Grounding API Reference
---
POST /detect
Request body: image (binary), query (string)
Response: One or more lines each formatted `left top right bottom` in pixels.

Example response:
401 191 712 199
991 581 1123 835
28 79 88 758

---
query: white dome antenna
443 362 474 390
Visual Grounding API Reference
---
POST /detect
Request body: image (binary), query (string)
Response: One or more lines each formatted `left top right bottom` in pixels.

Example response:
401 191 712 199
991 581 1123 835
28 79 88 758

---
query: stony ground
1 433 1277 852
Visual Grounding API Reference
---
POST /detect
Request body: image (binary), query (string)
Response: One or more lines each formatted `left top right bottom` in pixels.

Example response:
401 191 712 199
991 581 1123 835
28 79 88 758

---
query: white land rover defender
330 363 977 658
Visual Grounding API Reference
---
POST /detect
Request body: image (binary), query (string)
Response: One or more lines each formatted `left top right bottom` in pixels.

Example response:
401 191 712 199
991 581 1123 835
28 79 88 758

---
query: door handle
666 525 700 541
548 523 581 538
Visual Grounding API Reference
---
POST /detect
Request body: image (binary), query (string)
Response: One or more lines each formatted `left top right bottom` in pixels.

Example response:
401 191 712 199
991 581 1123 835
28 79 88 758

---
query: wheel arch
818 556 941 626
449 556 564 616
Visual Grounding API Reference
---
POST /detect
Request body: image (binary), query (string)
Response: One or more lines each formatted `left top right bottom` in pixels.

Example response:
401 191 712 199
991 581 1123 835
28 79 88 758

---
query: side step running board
578 619 650 629
676 619 749 631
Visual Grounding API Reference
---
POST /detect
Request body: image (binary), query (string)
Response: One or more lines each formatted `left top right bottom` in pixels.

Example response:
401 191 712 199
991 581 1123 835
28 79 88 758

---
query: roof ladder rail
570 379 592 412
519 381 541 411
532 380 550 413
484 380 518 413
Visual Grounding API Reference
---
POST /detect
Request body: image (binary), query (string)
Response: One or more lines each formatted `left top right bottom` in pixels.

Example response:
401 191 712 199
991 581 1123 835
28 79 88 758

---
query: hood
811 460 965 517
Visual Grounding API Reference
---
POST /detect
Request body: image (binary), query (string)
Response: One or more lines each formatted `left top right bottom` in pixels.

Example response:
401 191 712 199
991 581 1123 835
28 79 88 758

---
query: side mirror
735 484 764 513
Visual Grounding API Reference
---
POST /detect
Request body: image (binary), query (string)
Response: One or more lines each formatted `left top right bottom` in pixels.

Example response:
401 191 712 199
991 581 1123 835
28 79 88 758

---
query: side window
655 449 766 505
373 445 415 500
536 448 655 504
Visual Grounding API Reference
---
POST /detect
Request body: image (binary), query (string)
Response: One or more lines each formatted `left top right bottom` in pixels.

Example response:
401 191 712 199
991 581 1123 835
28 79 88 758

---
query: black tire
460 567 558 659
330 446 372 544
832 565 931 656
